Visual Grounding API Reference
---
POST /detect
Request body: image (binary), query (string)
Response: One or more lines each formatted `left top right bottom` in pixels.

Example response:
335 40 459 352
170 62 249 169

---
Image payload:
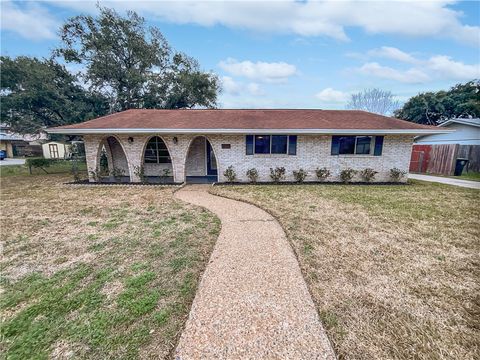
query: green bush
246 168 259 183
315 167 331 181
293 169 308 183
360 168 378 182
110 167 125 180
340 168 357 183
134 165 146 182
223 166 236 183
390 167 406 182
270 167 286 183
25 158 54 169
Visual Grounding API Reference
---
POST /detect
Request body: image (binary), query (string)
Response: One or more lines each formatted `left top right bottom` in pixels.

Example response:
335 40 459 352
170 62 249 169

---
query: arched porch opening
184 136 218 183
96 136 130 182
141 136 174 183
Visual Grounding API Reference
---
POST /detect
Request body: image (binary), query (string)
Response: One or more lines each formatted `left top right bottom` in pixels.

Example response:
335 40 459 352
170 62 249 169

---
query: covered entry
185 136 218 183
97 136 130 181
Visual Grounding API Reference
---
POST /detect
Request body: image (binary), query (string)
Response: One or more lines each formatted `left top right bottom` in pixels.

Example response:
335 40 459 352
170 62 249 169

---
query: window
271 135 288 154
246 135 297 155
144 137 171 163
255 135 270 154
49 144 59 159
331 136 384 156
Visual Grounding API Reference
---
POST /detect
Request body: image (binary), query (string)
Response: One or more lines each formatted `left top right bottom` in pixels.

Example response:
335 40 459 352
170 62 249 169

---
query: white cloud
49 0 480 46
358 62 430 83
218 58 297 83
1 1 60 40
367 47 419 64
427 55 480 80
246 83 265 96
355 47 480 83
221 76 242 95
221 76 265 97
315 88 349 103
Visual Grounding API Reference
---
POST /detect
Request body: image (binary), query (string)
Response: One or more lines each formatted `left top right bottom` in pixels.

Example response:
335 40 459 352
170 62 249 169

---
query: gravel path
174 185 335 360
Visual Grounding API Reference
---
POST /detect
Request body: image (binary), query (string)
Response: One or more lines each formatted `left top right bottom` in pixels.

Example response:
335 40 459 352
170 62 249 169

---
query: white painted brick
83 134 414 183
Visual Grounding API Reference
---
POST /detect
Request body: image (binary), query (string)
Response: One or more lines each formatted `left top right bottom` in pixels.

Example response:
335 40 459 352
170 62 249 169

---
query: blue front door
206 142 217 176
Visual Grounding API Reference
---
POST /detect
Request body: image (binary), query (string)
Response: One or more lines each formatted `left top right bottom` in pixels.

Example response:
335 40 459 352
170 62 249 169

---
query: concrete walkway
409 173 480 189
174 185 335 360
0 158 25 166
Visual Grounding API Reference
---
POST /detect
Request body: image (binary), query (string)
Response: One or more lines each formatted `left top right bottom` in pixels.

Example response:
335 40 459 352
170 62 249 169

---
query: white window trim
353 136 375 155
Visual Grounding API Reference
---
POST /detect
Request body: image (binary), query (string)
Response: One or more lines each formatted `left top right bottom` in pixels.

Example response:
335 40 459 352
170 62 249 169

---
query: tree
346 88 400 115
395 80 480 125
55 6 219 111
0 56 108 134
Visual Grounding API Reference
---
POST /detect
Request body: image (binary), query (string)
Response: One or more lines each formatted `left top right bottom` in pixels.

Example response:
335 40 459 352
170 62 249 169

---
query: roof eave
46 128 455 135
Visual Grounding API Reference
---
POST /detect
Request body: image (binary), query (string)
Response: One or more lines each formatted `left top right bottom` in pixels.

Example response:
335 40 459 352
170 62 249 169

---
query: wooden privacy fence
410 144 480 175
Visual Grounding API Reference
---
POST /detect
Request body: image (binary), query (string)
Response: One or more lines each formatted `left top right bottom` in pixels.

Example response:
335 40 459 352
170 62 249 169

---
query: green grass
0 159 87 177
1 175 221 359
454 171 480 181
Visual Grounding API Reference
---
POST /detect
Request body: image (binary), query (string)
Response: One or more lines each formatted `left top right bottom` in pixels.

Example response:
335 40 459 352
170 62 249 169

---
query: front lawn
1 175 220 359
212 181 479 360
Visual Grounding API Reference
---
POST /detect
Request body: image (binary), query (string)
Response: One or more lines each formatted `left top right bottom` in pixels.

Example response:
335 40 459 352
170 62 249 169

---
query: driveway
409 173 480 189
174 185 335 359
0 158 25 166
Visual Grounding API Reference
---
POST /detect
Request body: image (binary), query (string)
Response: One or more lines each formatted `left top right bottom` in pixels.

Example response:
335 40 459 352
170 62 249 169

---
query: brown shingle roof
48 109 443 133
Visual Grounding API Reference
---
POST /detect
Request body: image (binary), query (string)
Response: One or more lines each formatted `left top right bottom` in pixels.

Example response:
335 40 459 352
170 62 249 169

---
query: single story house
47 109 450 183
410 118 480 174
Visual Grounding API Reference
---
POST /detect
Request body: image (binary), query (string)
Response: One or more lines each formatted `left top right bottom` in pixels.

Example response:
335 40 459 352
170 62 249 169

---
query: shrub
340 168 357 183
246 168 259 183
161 168 171 183
25 158 54 174
315 167 331 181
360 168 378 182
110 167 125 181
134 165 146 182
270 167 286 183
293 169 308 183
390 167 407 182
223 166 236 183
89 168 101 182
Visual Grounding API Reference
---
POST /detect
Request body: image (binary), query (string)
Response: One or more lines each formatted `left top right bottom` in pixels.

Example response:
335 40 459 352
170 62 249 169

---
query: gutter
46 128 455 136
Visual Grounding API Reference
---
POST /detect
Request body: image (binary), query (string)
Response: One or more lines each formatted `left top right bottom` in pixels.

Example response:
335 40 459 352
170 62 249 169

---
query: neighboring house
0 123 46 157
47 109 449 183
42 141 71 159
0 133 28 158
410 118 480 174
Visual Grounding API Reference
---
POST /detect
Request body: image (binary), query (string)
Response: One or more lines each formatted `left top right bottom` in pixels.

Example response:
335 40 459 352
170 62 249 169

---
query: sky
1 0 479 110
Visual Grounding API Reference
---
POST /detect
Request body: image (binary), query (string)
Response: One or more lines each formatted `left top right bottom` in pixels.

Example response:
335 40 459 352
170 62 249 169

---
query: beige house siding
83 134 413 183
42 142 69 159
0 142 14 158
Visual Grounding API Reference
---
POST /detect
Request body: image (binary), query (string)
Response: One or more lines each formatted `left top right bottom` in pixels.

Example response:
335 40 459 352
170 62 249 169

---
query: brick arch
183 136 221 182
95 136 130 180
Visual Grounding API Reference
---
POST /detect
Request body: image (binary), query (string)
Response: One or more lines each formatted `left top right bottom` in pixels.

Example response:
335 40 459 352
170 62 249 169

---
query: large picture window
331 135 384 156
246 135 297 155
144 137 171 163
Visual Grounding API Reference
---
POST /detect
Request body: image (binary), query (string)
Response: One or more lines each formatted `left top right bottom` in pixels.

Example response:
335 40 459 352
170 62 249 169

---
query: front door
206 142 217 176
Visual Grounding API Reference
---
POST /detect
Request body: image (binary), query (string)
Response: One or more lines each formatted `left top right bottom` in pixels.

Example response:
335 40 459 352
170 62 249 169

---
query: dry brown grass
1 175 220 359
212 181 480 360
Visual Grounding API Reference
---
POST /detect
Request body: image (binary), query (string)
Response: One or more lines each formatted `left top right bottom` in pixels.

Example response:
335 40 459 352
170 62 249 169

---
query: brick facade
84 134 413 183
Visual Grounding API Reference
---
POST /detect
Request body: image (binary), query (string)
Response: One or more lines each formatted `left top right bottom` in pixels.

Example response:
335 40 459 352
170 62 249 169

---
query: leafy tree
395 80 480 125
55 6 219 111
0 56 108 134
346 88 400 115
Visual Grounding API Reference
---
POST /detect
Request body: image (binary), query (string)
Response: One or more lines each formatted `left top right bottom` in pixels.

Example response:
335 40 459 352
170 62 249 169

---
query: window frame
333 135 377 156
49 144 59 159
144 136 172 164
248 134 296 155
